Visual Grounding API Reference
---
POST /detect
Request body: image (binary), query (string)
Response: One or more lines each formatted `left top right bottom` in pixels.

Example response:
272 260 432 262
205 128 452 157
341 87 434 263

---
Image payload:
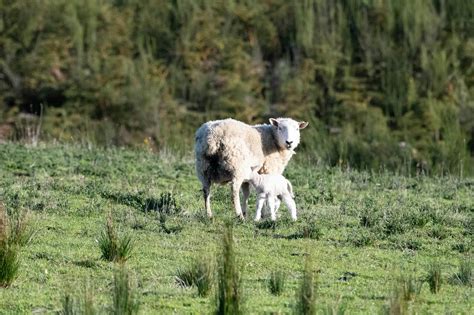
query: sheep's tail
195 123 220 157
287 180 294 198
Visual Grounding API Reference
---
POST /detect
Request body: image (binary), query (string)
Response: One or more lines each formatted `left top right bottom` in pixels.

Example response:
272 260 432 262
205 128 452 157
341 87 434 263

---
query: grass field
0 144 472 314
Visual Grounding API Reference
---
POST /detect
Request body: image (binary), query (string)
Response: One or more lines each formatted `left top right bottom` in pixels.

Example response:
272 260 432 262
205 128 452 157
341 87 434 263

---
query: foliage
1 1 473 173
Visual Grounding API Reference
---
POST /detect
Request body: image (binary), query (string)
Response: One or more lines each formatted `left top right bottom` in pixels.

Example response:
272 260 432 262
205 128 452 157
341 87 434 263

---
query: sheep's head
269 118 308 151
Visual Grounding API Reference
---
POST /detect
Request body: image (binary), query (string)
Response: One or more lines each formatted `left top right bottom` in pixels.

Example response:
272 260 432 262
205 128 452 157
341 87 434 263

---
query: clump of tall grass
450 259 472 287
268 270 286 296
383 288 407 315
398 273 422 302
426 262 442 293
294 255 317 315
176 258 213 297
112 267 140 315
0 204 31 287
149 193 182 234
98 212 134 263
215 224 242 314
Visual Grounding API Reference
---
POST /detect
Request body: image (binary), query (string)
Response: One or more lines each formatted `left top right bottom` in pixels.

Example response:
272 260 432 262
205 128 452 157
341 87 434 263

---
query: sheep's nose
286 140 293 145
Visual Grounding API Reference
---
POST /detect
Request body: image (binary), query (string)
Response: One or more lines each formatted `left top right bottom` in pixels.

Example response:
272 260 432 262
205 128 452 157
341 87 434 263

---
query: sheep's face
270 118 308 150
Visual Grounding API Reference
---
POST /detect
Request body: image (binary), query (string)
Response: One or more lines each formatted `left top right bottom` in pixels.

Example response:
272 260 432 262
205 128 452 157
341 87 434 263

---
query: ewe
247 170 297 221
195 118 308 219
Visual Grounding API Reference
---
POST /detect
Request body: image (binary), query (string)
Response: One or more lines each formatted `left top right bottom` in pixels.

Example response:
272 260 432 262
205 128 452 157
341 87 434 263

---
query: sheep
194 117 308 219
247 169 297 221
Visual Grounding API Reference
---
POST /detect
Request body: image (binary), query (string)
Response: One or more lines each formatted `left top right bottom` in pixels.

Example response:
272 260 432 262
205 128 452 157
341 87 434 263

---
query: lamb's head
269 118 308 150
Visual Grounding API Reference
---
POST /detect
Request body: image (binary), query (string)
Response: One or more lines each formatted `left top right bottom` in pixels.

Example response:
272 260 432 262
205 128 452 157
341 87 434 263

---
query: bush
98 213 134 263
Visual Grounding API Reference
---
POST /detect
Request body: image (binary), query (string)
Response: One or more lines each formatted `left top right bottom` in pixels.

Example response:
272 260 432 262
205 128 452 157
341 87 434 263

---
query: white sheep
247 170 297 221
194 117 308 219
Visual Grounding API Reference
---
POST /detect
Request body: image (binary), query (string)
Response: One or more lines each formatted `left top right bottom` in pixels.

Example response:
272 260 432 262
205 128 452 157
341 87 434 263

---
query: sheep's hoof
236 214 245 221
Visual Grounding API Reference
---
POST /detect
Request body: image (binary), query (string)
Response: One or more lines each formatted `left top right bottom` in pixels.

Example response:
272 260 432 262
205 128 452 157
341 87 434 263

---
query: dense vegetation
1 0 473 173
0 144 472 313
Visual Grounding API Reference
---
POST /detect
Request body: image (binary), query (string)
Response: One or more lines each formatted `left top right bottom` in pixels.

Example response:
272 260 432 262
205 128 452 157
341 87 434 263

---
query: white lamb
247 170 297 221
194 117 308 219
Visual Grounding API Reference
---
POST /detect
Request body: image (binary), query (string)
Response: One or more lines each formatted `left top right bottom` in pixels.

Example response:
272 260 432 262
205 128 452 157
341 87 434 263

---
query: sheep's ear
269 118 279 127
299 121 309 129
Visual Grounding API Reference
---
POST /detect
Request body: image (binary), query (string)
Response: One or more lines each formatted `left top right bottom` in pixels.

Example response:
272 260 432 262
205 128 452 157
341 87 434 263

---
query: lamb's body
248 172 297 221
195 118 307 219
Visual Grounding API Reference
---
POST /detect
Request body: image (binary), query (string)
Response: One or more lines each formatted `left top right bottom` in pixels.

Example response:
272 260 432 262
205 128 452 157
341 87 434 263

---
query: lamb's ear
299 121 309 129
269 118 279 127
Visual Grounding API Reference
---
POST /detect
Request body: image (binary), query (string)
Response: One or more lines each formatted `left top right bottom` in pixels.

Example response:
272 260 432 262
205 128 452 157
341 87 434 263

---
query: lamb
247 170 297 221
194 117 308 219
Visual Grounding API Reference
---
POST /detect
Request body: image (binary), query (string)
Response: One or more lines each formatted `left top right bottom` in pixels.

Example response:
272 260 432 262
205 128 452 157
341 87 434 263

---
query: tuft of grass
289 218 322 240
398 273 422 302
215 224 242 315
294 255 317 315
322 296 347 315
0 205 21 287
112 267 140 315
383 288 407 315
6 210 34 246
61 293 76 315
0 243 20 288
176 257 214 296
426 262 442 294
268 270 286 296
450 259 472 287
98 212 134 263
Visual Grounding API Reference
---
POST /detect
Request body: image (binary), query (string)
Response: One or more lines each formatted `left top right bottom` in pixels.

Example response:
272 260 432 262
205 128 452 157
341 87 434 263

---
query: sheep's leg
282 194 297 221
241 182 250 218
231 179 244 219
254 193 266 222
203 182 212 218
268 196 277 221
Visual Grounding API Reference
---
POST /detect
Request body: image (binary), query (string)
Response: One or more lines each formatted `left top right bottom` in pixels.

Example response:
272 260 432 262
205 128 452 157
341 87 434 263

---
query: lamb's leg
268 196 277 221
254 193 266 222
275 197 281 216
231 179 244 219
282 194 297 221
202 182 212 218
241 182 250 218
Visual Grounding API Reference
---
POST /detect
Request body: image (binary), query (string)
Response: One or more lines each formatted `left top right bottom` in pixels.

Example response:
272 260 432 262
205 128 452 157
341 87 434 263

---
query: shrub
112 267 140 315
426 262 442 294
98 213 134 263
268 270 286 296
215 224 242 315
294 255 317 315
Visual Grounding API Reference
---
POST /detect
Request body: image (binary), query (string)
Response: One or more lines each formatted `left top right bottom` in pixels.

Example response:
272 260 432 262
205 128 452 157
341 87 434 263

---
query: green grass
0 144 472 313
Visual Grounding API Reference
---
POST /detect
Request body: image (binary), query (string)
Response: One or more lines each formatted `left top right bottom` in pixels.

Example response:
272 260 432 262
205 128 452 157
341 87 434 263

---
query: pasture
0 144 472 313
